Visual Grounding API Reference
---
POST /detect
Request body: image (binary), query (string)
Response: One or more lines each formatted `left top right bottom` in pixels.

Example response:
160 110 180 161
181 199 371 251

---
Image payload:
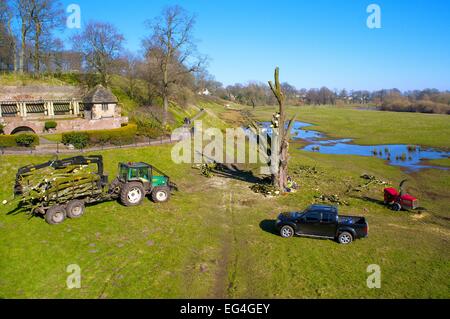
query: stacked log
16 164 102 212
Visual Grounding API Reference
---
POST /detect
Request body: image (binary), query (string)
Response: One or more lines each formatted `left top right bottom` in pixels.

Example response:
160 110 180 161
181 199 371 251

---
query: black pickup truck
275 205 368 244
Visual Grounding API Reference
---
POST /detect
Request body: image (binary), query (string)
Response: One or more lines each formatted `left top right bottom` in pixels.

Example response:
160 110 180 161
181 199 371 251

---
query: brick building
0 85 128 135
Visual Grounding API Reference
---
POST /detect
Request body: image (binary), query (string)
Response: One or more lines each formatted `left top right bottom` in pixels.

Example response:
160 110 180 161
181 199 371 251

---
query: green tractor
110 162 175 206
14 156 176 225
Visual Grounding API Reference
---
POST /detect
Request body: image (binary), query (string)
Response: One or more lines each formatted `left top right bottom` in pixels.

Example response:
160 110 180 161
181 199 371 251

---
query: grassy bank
251 105 450 148
0 141 448 298
0 101 448 299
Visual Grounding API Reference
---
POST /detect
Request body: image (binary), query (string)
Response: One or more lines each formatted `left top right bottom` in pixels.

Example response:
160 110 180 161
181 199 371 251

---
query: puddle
258 121 450 172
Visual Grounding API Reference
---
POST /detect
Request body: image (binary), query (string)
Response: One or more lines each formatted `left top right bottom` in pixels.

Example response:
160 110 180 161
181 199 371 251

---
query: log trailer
14 155 175 225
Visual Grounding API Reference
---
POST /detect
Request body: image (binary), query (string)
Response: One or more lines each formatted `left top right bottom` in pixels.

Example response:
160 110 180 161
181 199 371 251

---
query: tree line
1 0 448 117
205 82 450 114
0 1 206 124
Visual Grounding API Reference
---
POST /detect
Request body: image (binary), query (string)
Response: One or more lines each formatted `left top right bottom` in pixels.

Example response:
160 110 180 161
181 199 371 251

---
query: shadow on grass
213 163 265 184
259 219 279 236
6 205 24 216
350 195 385 206
6 204 42 221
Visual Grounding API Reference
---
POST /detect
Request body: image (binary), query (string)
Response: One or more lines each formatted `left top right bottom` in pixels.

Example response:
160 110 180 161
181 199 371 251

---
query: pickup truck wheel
151 186 170 203
45 205 66 225
121 182 145 206
280 225 294 238
338 232 353 245
66 200 85 219
392 203 402 212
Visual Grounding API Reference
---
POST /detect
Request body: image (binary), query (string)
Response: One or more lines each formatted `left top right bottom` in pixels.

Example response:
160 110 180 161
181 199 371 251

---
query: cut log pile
16 164 102 211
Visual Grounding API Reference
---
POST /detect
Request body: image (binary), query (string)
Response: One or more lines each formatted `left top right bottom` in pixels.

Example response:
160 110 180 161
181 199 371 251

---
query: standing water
259 121 450 172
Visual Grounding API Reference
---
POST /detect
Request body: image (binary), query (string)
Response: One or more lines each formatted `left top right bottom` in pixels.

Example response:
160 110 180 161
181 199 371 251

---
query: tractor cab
118 162 168 188
113 162 173 206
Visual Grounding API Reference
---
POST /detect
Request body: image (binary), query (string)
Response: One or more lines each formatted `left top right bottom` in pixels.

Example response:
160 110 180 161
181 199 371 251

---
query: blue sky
60 0 450 91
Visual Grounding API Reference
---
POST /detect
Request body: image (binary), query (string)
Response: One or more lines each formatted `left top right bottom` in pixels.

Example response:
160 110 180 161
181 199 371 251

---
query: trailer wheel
392 203 402 212
45 205 66 225
120 182 145 206
151 186 170 203
66 200 85 219
338 232 353 245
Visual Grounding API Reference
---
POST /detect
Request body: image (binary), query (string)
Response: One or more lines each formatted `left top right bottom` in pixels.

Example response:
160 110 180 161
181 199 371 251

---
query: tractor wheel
45 205 66 225
120 182 145 207
151 186 171 203
66 200 85 219
392 203 402 212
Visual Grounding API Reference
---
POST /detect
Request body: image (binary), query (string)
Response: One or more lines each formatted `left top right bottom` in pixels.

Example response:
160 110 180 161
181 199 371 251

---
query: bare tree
72 21 124 86
15 0 34 73
143 5 205 125
119 51 141 99
0 0 15 70
268 67 297 191
29 0 64 73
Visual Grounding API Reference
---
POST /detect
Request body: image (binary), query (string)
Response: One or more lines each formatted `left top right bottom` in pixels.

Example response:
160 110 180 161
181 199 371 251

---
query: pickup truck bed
338 215 366 225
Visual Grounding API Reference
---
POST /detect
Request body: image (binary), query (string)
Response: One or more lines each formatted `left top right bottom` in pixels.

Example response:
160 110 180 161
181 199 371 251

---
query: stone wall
2 117 128 135
91 103 116 119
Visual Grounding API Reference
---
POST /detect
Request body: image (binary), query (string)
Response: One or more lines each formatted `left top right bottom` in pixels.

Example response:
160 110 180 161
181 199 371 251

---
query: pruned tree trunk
268 67 297 192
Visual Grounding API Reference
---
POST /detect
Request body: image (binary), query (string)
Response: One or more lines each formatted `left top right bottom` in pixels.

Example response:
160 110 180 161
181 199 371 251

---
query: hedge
15 134 39 147
0 135 17 147
0 134 39 148
62 124 138 149
45 121 58 130
62 132 89 149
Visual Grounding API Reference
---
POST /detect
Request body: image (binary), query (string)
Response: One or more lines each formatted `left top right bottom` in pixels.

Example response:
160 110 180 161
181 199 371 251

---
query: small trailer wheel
66 200 85 219
45 205 66 225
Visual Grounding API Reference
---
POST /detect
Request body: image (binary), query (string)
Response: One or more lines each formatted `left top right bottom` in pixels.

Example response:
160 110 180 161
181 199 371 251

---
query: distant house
0 84 127 135
198 88 210 96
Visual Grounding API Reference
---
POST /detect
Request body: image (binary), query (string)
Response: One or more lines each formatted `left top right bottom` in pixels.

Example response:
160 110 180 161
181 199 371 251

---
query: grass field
0 105 449 299
251 106 450 148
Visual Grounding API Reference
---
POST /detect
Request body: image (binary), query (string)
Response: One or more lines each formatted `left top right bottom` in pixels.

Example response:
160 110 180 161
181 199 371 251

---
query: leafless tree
0 0 15 71
268 67 297 191
119 51 142 99
29 0 64 73
143 5 206 124
15 0 34 73
72 21 125 86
